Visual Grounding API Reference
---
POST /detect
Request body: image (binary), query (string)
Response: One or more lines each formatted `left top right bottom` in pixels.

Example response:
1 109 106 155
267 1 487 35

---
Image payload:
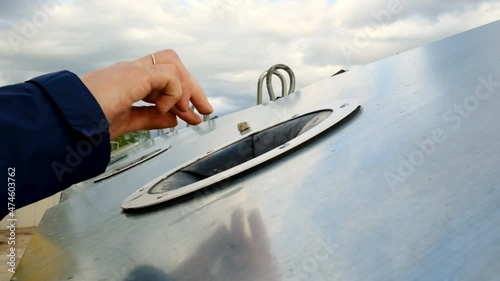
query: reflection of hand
173 209 280 281
220 209 280 281
81 49 213 139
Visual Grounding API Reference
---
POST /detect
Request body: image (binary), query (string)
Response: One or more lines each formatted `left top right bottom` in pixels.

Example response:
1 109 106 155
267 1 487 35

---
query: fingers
137 49 213 115
132 62 206 131
138 49 192 112
145 64 183 114
230 209 247 245
165 76 211 125
248 210 270 247
190 76 214 114
125 107 178 134
169 106 202 125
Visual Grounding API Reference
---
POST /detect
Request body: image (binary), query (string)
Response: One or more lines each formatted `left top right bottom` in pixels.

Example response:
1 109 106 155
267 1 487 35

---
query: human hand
80 49 213 140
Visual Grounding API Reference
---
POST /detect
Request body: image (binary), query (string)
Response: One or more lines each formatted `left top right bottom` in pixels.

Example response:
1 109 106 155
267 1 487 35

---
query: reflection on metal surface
13 21 500 281
108 154 128 165
94 146 171 183
187 104 211 127
122 101 359 209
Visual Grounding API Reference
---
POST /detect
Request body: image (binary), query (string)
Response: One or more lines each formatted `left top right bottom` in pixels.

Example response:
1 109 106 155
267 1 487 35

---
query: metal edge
122 99 360 209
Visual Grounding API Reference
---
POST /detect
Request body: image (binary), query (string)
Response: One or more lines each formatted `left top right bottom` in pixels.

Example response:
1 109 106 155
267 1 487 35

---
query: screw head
157 192 168 199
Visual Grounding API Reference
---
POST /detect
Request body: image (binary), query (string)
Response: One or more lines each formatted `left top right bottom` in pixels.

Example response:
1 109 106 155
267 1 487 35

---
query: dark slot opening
148 110 332 194
95 148 168 183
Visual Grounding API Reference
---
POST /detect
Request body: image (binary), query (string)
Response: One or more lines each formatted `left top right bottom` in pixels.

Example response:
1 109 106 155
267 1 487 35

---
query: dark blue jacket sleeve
1 71 110 219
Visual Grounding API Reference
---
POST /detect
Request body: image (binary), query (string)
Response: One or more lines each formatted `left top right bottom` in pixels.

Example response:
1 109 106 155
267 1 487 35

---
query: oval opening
148 110 332 194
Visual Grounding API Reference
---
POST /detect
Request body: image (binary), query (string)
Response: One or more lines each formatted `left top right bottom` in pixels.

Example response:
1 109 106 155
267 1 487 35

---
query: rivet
157 192 168 199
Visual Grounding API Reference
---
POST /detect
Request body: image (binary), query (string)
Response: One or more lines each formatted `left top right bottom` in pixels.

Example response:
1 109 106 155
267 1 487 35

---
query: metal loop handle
266 64 295 100
257 64 296 105
257 70 288 105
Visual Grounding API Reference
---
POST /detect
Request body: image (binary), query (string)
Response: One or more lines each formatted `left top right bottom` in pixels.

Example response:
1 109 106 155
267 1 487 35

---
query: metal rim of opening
121 99 359 210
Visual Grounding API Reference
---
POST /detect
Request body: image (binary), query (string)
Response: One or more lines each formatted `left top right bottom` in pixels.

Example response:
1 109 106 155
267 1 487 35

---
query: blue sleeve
1 71 111 219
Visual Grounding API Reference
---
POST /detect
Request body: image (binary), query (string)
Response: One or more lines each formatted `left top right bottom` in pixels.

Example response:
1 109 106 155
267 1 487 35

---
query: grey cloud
399 0 491 22
1 0 499 117
338 0 497 28
0 0 40 21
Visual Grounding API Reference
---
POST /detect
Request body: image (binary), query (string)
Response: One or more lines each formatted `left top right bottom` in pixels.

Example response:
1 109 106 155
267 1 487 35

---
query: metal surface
14 21 500 281
122 101 358 209
94 146 171 183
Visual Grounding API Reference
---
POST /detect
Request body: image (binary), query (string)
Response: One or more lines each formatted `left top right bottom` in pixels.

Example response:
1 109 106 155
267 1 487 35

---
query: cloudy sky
1 0 499 116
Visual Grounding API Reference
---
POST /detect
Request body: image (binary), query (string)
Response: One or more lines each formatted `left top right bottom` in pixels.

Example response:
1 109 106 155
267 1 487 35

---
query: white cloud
0 0 499 116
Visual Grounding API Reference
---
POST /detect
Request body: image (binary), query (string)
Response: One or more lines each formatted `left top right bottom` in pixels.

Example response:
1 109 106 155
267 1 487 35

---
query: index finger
190 76 214 115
